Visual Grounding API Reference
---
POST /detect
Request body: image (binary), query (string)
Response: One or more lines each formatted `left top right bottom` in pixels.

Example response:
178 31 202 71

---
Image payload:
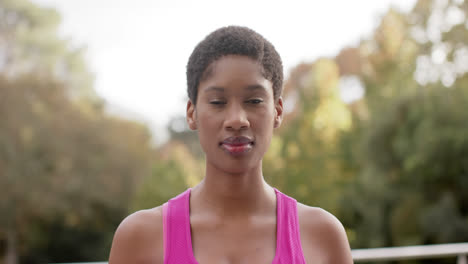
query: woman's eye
209 101 226 105
247 99 263 104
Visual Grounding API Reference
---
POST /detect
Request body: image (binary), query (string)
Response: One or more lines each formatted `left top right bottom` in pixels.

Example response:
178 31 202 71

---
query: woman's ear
186 100 197 130
274 97 283 128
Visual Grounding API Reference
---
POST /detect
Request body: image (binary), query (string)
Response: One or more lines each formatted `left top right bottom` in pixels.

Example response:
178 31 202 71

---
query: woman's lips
221 142 253 154
220 136 254 155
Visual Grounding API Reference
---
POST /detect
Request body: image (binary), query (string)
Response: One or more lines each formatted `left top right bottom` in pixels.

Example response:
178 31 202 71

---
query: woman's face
187 55 283 174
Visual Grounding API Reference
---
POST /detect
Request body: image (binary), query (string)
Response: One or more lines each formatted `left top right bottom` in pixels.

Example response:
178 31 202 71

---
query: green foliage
0 73 153 263
266 0 468 256
324 1 468 257
264 58 353 214
0 1 154 263
20 204 125 263
363 86 468 243
0 0 97 102
131 141 204 211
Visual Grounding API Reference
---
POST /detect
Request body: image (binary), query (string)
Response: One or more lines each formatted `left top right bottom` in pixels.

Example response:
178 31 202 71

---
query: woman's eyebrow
204 85 266 93
205 86 224 93
246 84 267 92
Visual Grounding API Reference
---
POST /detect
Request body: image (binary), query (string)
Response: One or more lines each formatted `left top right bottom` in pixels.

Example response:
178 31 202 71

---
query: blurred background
1 0 468 263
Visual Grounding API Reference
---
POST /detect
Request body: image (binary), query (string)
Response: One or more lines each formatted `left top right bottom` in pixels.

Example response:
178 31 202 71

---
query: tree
0 1 155 262
264 0 468 254
337 0 468 251
264 58 353 214
0 0 97 102
131 140 205 211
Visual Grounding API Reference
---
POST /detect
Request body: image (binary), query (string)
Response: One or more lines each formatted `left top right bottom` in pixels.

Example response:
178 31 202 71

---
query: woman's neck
191 161 276 218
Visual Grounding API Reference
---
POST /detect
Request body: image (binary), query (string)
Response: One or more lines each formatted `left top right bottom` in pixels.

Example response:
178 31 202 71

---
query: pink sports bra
162 188 306 263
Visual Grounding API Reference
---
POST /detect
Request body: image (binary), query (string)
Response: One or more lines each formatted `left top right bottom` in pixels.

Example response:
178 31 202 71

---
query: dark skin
109 55 353 264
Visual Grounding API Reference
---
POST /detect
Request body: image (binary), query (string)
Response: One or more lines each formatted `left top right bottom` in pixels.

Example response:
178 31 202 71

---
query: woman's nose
224 103 249 131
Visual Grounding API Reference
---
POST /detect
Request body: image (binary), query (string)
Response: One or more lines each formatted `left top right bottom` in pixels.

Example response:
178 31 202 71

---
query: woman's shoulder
108 206 164 264
297 203 353 263
297 203 343 233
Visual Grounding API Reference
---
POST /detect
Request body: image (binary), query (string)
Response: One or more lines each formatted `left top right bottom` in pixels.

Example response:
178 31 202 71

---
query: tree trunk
6 228 17 264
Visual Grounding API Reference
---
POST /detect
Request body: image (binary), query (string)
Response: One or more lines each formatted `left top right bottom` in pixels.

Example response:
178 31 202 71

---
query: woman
109 26 353 264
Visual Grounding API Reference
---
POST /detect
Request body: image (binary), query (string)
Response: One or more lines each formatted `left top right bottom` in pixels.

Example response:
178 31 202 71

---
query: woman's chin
209 159 261 176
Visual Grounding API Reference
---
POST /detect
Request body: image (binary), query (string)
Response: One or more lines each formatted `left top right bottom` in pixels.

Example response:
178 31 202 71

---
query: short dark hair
186 26 283 104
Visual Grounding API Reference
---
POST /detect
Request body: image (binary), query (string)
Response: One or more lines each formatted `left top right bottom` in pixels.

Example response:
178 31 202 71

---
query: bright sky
32 0 416 142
